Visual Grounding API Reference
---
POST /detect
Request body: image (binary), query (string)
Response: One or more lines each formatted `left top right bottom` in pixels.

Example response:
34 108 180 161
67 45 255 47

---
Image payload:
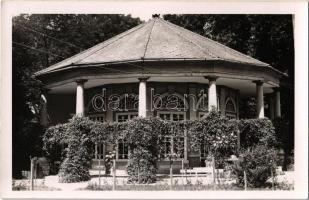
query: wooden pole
34 161 37 187
237 130 240 153
244 171 247 191
113 159 116 190
271 169 275 190
138 165 140 184
170 164 173 190
181 159 184 186
98 158 101 187
212 156 216 190
30 158 34 191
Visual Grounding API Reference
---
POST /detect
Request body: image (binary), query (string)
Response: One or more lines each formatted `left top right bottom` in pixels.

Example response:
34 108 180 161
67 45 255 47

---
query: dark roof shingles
36 17 270 76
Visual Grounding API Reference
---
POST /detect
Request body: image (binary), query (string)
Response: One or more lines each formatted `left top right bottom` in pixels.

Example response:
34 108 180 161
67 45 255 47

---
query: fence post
181 159 184 186
113 159 116 190
138 165 140 184
98 158 101 187
212 156 216 190
244 170 247 190
271 169 275 190
237 130 240 153
217 169 220 185
170 164 173 190
30 157 36 191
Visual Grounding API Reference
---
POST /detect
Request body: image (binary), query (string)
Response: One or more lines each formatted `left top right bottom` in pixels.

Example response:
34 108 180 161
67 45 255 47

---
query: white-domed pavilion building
35 16 285 172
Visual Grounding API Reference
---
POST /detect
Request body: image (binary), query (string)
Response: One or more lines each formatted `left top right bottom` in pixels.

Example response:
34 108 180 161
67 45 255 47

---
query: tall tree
12 14 142 178
164 14 295 157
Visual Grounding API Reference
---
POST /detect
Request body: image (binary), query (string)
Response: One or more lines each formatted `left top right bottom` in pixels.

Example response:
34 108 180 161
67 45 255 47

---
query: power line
15 23 84 51
13 41 67 59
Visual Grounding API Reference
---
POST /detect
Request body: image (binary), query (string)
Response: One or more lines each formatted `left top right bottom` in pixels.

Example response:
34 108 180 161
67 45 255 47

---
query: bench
180 167 225 178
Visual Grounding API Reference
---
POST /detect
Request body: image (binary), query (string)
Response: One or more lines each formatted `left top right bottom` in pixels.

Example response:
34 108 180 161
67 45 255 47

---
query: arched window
225 98 237 119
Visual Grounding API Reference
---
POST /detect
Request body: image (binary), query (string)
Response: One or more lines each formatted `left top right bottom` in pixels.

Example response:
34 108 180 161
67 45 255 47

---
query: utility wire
15 23 84 51
13 41 67 59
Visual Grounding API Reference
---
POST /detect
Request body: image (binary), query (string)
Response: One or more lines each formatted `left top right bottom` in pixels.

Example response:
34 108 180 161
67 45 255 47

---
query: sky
131 13 153 21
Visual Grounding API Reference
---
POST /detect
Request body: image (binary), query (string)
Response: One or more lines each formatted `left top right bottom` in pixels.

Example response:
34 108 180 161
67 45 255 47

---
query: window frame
94 142 105 160
161 136 185 161
88 113 106 123
115 112 138 122
157 111 186 122
225 97 237 119
117 139 129 161
157 111 186 161
115 112 138 160
88 114 106 160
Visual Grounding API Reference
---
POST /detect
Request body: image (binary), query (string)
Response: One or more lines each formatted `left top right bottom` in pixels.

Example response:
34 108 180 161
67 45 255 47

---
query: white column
255 81 264 118
138 77 149 117
76 79 87 117
275 88 281 118
206 76 218 111
40 92 49 127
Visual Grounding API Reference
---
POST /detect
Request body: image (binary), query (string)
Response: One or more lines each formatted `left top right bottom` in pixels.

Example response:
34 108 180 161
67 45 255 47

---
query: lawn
12 171 294 191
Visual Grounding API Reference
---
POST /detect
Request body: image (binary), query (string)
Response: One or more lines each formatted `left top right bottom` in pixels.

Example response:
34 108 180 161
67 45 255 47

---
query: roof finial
152 14 160 19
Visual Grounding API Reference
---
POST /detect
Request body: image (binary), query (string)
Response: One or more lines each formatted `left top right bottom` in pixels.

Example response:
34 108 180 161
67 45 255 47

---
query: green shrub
232 145 278 187
58 116 96 182
127 148 157 183
43 112 280 185
124 117 162 183
188 111 238 168
44 116 96 183
43 123 68 163
239 118 278 149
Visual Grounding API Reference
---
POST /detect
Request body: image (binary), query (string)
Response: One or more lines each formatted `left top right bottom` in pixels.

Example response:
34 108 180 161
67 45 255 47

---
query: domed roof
35 17 270 76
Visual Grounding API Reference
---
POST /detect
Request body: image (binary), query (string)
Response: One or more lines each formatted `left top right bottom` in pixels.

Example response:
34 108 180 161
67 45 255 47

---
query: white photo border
1 0 308 199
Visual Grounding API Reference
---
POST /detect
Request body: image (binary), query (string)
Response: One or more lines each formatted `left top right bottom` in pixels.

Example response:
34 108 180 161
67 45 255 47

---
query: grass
12 180 61 191
83 181 243 191
82 181 293 191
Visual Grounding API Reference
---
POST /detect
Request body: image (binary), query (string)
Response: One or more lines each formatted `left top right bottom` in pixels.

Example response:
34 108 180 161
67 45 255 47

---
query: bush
58 117 96 182
124 117 162 183
239 118 278 149
232 145 278 187
43 113 281 185
188 111 238 168
127 148 157 183
43 123 68 163
44 116 96 183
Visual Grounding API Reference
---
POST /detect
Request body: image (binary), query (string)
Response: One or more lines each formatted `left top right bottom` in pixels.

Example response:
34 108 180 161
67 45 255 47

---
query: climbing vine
187 111 239 167
43 111 276 183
